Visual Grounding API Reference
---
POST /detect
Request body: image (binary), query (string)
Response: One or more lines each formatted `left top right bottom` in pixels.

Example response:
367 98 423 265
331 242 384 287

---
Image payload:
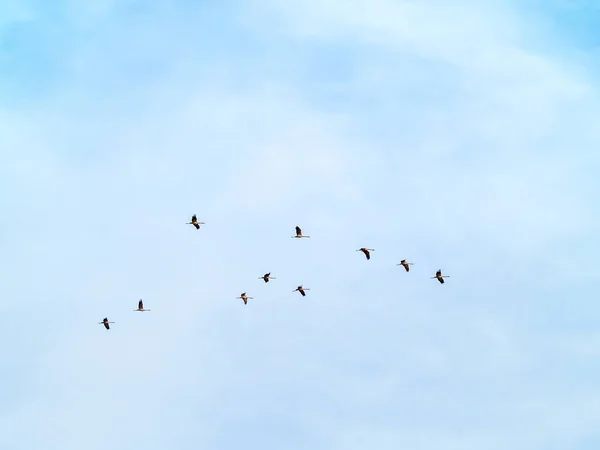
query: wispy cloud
1 1 599 449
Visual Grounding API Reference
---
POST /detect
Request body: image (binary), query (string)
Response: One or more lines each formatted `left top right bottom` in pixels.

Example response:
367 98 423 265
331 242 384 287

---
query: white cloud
1 1 599 449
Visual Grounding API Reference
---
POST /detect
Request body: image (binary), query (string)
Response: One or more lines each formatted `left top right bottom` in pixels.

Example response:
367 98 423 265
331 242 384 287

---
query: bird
186 214 205 229
397 259 414 272
237 292 253 305
259 272 276 283
293 285 310 296
356 248 375 260
292 226 310 238
98 317 115 330
134 299 150 312
431 269 450 284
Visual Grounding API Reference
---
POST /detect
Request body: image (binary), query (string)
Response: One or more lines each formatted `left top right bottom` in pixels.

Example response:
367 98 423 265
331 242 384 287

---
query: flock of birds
98 215 450 330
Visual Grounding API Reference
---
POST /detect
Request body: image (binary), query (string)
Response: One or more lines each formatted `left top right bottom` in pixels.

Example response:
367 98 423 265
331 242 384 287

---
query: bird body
431 270 449 284
98 317 115 330
397 259 414 272
293 285 310 296
237 292 253 305
134 299 150 312
292 226 310 238
186 214 205 229
259 273 276 283
357 248 375 260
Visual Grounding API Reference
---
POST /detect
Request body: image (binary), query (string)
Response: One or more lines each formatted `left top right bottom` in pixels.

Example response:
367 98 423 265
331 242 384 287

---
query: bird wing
191 214 197 221
138 300 143 309
295 226 301 236
364 249 370 259
402 263 409 271
193 223 200 229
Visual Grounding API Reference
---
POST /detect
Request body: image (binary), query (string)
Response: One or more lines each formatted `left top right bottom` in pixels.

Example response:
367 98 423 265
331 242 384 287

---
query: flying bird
293 285 310 296
397 259 414 272
134 299 150 312
98 317 115 330
237 292 253 305
292 226 310 238
431 270 450 284
259 273 276 283
186 214 205 229
356 248 375 260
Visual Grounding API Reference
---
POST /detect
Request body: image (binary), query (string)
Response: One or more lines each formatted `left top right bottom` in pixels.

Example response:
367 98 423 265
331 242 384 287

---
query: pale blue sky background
0 1 599 449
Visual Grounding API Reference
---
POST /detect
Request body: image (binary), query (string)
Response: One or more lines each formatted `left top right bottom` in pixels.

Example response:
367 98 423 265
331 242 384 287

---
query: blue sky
1 0 599 449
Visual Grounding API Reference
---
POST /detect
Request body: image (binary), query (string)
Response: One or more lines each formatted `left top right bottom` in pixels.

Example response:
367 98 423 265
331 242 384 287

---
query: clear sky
1 1 599 449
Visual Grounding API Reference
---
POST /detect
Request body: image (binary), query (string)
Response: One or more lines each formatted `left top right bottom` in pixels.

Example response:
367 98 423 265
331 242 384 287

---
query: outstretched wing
295 226 301 236
138 299 143 310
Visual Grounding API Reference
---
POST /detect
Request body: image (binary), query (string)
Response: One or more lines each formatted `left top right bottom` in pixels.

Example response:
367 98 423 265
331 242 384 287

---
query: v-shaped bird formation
98 217 451 329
